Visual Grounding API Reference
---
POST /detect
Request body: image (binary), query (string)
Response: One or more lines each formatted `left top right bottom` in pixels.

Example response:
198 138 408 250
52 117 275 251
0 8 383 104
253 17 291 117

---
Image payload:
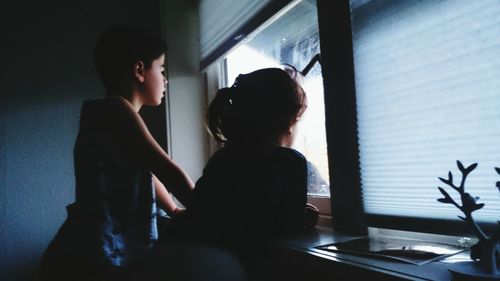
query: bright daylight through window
225 0 330 198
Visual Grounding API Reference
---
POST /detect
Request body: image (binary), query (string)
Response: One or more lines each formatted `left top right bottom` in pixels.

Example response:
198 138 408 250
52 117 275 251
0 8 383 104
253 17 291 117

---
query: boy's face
142 54 167 106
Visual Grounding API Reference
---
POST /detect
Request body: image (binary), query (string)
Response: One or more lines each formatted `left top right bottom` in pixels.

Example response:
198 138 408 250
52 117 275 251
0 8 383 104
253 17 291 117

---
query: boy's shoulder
80 96 134 118
82 96 128 109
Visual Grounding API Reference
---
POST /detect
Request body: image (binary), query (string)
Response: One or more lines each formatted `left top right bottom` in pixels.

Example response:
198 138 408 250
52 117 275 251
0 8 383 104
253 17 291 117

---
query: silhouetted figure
39 25 194 281
154 68 311 280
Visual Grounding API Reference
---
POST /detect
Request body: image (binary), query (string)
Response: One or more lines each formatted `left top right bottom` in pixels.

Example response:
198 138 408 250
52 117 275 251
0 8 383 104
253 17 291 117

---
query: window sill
258 226 471 280
307 195 331 216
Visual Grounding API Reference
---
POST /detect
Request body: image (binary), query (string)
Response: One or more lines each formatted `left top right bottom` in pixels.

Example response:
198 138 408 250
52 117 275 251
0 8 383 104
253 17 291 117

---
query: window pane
351 0 500 223
225 0 330 197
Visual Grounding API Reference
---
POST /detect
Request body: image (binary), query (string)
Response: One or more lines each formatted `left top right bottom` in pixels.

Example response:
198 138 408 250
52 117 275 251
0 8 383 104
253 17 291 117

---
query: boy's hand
171 207 186 218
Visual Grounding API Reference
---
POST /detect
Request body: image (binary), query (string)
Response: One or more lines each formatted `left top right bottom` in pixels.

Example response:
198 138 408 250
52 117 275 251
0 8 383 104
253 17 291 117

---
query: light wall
162 0 208 180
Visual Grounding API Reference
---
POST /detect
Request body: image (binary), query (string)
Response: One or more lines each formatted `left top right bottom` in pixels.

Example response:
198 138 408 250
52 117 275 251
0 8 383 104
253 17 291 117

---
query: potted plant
437 161 500 280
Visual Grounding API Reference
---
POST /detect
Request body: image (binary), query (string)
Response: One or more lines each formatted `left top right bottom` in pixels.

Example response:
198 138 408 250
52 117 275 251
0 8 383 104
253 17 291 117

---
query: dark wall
0 1 162 280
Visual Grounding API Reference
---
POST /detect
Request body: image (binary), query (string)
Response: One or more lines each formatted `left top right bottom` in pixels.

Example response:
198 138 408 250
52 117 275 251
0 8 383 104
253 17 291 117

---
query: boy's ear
133 61 146 83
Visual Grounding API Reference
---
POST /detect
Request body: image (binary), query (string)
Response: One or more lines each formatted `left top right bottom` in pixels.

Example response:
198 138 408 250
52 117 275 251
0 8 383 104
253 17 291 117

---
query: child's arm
152 174 185 216
106 96 194 206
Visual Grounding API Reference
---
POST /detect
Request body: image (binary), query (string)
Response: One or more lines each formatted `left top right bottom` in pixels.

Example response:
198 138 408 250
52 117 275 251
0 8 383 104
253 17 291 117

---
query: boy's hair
207 67 307 144
94 25 167 92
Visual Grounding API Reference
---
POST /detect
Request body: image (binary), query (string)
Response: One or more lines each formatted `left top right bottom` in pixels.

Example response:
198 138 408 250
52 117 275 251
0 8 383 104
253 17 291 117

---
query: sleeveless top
53 99 158 267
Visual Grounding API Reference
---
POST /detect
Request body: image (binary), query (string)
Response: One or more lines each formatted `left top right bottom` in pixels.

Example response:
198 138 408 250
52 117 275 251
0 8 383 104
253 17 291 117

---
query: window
223 0 331 212
330 0 500 234
203 0 500 235
198 0 283 69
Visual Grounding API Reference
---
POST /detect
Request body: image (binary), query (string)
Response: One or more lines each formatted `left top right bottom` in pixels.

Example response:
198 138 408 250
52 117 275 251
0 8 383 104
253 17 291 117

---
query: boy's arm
152 174 185 216
106 96 194 207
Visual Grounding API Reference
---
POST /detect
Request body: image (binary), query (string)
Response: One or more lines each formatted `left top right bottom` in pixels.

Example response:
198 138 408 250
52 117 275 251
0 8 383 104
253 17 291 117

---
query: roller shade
351 0 500 224
198 0 292 69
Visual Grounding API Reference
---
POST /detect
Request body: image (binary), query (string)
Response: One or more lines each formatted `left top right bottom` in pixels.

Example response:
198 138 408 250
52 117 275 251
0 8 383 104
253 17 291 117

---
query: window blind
351 0 500 224
198 0 271 63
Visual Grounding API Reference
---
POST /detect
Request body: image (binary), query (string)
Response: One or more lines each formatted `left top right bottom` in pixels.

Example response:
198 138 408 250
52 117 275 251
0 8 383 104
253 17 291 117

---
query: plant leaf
439 177 451 186
437 187 455 205
495 167 500 175
457 160 465 172
471 203 484 212
438 198 453 204
438 186 450 197
465 163 478 174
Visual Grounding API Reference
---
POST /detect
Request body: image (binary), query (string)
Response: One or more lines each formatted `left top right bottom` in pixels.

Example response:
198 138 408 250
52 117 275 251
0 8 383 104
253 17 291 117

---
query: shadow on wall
2 258 40 281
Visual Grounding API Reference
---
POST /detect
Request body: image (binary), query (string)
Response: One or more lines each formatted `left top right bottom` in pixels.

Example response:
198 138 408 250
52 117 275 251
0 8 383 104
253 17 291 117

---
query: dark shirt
174 144 308 272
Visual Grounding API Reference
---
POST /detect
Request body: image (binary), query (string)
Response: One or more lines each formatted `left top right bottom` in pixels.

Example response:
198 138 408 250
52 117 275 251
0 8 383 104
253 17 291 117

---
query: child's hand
171 207 186 218
304 203 319 229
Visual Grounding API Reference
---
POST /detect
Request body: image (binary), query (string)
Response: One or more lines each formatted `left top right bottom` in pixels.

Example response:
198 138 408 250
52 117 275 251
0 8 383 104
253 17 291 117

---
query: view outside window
225 0 330 197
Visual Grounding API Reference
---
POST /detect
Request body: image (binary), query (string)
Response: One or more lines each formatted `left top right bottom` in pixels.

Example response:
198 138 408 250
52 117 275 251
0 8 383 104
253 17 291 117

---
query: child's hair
94 25 167 92
206 67 307 144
